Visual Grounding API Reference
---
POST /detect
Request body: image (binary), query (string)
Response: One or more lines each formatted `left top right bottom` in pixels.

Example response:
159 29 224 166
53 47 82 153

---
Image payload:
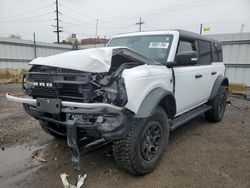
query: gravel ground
0 83 249 188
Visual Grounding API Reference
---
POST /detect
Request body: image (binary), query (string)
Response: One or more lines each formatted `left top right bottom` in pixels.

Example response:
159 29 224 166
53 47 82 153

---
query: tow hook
66 119 80 171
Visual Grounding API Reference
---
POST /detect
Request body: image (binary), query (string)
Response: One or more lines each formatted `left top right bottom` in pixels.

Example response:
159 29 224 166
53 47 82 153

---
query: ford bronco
6 29 228 175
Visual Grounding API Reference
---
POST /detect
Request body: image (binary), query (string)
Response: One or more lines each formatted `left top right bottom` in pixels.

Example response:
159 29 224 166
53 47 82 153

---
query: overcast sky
0 0 249 43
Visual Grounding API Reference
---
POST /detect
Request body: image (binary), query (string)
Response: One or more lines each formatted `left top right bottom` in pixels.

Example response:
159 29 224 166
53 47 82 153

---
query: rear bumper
6 93 132 140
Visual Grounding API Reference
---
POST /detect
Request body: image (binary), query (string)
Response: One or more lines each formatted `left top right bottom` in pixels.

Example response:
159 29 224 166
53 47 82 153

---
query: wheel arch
209 75 229 101
158 94 176 119
135 87 176 119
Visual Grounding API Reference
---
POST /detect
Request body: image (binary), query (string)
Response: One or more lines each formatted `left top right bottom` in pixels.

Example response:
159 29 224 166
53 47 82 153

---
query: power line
59 3 138 30
57 0 229 37
0 12 54 22
58 0 233 33
3 0 52 15
62 21 96 30
61 14 94 26
60 3 97 21
0 3 54 19
0 19 54 24
102 0 227 22
63 0 114 17
62 20 135 30
1 0 247 41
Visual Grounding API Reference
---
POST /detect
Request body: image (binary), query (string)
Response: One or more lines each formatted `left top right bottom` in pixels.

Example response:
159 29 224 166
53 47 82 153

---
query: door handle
211 71 217 75
195 74 203 79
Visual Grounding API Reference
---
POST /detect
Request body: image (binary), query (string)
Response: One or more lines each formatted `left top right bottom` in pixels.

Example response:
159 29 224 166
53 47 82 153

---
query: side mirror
175 51 198 66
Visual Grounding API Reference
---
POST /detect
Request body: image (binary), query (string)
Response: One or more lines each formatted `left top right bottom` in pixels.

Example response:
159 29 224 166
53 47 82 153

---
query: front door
174 39 208 115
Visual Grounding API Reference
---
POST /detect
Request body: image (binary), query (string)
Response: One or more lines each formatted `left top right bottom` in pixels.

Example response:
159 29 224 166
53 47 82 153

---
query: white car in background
6 29 229 175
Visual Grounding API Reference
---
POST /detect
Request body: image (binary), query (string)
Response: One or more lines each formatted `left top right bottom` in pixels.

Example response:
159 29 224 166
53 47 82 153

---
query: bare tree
9 34 22 39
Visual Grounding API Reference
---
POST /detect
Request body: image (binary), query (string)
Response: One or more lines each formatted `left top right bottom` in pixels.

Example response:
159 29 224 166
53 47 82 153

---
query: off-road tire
112 106 169 175
205 86 227 122
40 120 67 139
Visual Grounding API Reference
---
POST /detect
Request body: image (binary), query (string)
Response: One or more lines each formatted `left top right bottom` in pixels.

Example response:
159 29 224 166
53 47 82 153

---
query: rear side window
198 40 212 65
177 40 196 54
212 43 223 62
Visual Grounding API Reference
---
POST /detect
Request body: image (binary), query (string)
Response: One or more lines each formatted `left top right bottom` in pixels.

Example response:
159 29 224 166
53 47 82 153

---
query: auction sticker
149 42 169 49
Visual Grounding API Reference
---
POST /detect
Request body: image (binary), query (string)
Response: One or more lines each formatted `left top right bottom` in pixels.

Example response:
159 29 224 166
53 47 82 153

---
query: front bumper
6 93 132 139
6 93 124 112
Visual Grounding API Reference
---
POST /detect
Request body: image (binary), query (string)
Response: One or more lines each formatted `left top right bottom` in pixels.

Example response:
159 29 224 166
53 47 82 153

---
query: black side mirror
175 51 198 66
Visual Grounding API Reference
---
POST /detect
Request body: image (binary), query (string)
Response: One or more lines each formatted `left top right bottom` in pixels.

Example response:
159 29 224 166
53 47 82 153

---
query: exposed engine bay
24 61 142 107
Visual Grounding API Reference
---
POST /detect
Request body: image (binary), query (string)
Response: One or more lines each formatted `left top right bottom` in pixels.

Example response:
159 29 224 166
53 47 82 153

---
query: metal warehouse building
207 32 250 86
0 32 250 86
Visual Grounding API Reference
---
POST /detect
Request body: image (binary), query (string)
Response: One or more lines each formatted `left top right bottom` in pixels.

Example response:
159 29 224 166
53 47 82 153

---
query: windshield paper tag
149 42 169 49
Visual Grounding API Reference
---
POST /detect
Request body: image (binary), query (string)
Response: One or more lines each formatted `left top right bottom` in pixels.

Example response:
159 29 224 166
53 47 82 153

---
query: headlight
105 82 118 103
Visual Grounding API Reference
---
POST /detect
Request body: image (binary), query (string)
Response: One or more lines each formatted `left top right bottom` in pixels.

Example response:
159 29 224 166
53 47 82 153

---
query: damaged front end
6 47 148 171
22 62 132 134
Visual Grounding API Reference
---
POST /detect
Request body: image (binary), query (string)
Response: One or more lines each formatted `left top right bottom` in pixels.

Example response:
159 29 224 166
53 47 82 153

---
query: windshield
107 35 173 62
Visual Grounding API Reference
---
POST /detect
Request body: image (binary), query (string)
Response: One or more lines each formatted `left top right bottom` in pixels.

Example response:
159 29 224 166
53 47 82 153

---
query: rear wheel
40 120 67 139
112 106 169 175
205 86 227 122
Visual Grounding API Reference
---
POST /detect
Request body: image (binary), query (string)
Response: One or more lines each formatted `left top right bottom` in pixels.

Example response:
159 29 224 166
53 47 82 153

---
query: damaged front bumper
6 93 132 171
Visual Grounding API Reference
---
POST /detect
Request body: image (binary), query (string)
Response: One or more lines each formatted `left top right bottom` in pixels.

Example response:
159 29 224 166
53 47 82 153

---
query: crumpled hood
30 47 115 73
29 47 153 73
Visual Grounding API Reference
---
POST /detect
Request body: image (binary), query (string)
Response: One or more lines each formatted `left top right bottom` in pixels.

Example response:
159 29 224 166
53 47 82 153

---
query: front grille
25 70 92 102
31 87 56 98
27 74 51 82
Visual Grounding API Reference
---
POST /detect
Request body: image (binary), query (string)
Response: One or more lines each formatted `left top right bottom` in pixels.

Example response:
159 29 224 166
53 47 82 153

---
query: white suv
6 29 229 175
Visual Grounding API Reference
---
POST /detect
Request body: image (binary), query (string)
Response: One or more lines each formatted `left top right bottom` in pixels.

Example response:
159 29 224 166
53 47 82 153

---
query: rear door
197 40 214 100
210 42 225 83
198 40 226 101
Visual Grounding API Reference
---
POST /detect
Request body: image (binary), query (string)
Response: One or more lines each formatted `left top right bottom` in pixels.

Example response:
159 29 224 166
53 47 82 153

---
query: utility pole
104 36 107 46
72 34 78 50
240 24 245 32
95 19 99 47
136 17 145 32
200 23 203 35
53 0 62 43
33 33 37 58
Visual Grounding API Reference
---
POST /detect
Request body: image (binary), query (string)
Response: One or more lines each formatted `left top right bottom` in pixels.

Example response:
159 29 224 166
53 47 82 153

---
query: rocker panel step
169 105 211 131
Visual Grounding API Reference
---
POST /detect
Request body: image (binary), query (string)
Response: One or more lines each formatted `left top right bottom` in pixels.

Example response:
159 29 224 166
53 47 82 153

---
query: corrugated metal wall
0 37 73 69
0 37 105 69
206 32 250 86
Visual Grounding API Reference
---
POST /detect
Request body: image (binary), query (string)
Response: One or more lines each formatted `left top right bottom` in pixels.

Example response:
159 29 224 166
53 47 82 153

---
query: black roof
175 29 219 43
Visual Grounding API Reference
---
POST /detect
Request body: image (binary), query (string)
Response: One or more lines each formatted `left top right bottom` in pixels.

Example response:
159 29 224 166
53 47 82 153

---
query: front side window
199 40 212 65
107 35 173 63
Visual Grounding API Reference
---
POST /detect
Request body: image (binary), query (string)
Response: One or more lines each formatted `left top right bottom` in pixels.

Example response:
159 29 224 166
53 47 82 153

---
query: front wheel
112 106 169 175
205 86 227 122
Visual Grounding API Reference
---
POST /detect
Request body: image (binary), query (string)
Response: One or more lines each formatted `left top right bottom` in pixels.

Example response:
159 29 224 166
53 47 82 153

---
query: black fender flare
209 75 229 101
135 87 176 118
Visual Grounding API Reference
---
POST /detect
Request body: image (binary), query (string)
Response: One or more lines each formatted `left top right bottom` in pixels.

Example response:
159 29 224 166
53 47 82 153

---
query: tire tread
112 107 168 175
205 86 227 122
